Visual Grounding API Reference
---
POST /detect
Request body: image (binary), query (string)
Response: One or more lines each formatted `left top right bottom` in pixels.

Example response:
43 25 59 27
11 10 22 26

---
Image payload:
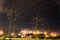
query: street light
11 32 15 36
45 35 49 37
44 31 48 35
0 30 4 36
33 31 40 35
18 33 21 36
50 33 57 37
20 29 29 35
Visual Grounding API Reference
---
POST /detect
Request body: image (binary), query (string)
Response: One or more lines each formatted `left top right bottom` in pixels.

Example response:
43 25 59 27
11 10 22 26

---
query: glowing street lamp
29 31 33 33
36 31 40 34
11 32 15 36
20 30 29 35
46 35 48 37
45 35 49 37
50 33 57 37
0 30 4 36
44 31 47 35
33 32 37 35
18 33 21 36
33 31 40 35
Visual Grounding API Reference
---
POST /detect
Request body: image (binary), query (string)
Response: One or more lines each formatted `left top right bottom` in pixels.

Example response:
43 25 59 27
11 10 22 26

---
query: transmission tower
7 8 16 35
33 13 39 30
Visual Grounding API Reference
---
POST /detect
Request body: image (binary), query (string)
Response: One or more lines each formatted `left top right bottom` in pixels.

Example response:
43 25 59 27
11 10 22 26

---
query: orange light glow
0 30 4 36
50 33 57 37
33 31 40 35
20 30 28 34
44 31 47 35
18 33 21 36
11 32 15 36
45 35 49 37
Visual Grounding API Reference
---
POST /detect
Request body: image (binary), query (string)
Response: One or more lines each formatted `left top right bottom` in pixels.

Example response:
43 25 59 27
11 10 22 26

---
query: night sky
0 0 60 33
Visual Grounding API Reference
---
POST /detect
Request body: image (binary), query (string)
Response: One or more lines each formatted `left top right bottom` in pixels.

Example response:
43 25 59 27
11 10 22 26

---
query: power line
12 0 28 9
13 0 54 12
14 1 56 19
14 0 55 16
13 0 41 11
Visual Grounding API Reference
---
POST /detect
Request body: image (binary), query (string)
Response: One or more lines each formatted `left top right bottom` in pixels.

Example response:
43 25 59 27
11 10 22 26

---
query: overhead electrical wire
14 0 41 11
14 0 56 16
12 0 55 12
12 0 28 9
17 3 56 19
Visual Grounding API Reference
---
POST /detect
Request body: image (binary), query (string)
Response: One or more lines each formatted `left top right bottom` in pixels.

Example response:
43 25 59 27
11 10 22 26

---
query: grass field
0 37 60 40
